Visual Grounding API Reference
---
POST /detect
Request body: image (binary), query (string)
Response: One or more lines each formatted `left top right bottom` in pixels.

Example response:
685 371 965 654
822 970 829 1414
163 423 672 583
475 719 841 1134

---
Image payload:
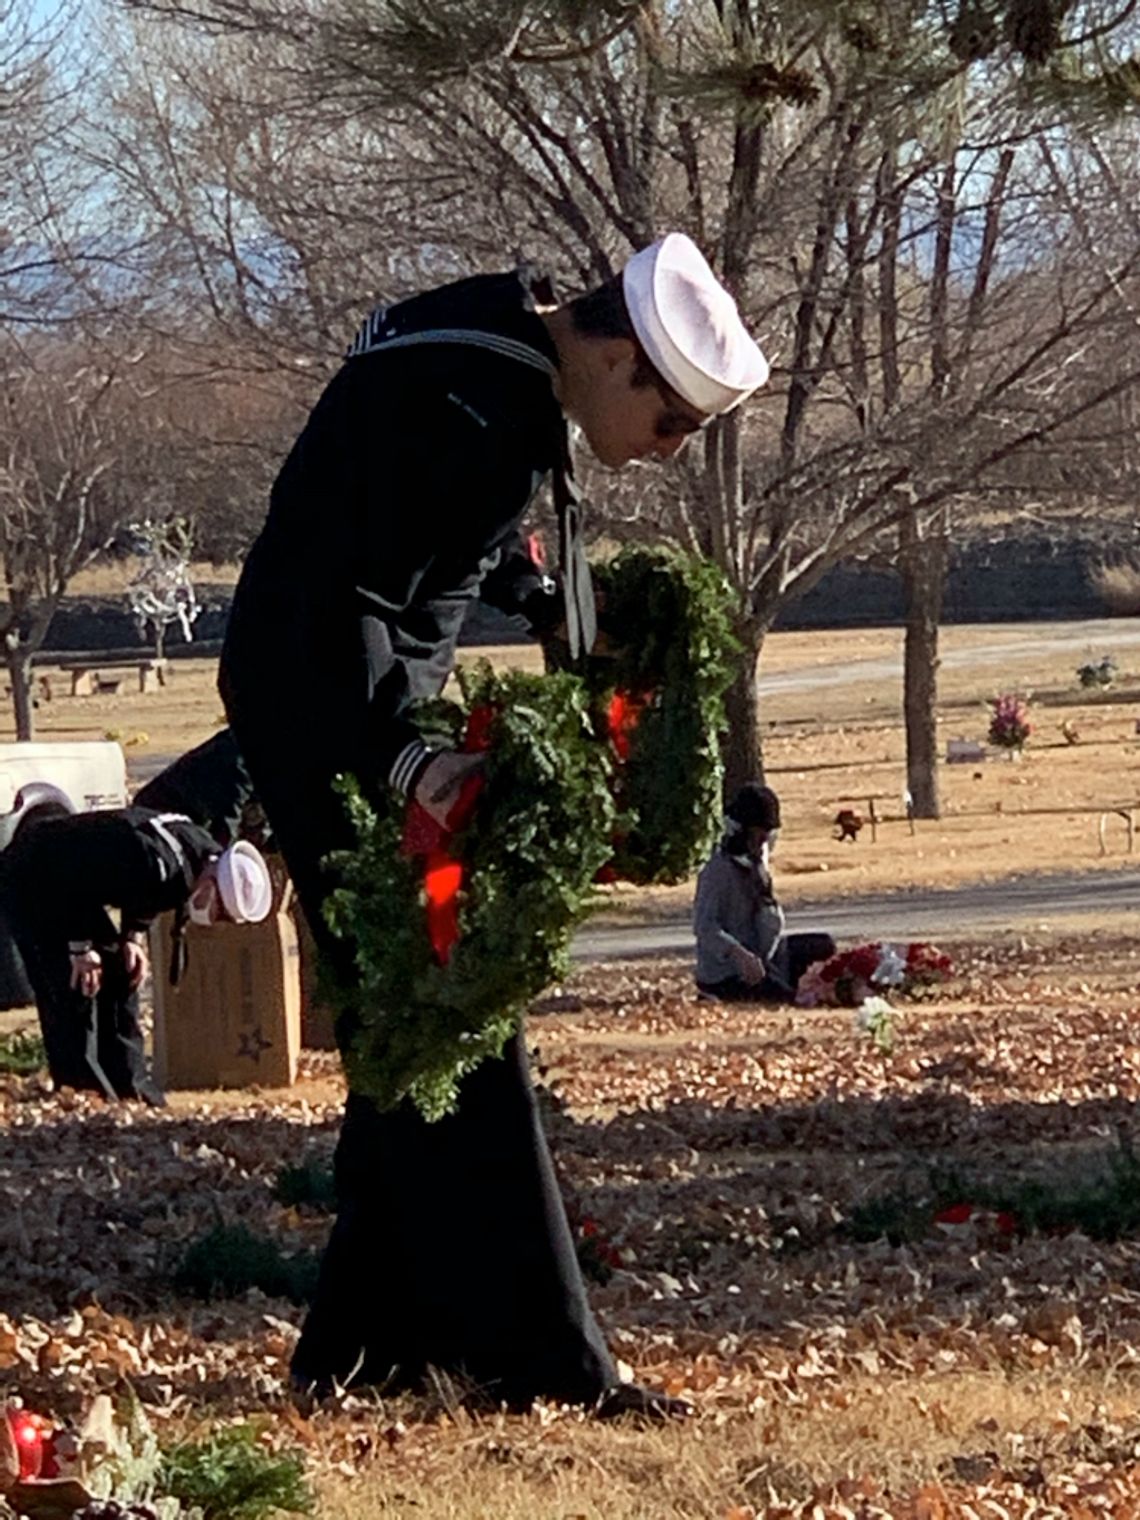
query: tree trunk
900 515 948 819
721 631 764 800
7 649 35 742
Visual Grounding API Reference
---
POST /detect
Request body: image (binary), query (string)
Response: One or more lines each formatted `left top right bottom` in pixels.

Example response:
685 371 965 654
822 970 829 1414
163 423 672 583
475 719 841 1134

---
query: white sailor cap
12 781 76 816
216 840 273 925
622 233 769 415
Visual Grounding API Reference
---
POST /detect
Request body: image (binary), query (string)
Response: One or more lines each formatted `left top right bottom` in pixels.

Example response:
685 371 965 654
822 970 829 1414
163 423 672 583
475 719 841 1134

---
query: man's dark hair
568 274 658 389
569 273 634 340
13 801 72 843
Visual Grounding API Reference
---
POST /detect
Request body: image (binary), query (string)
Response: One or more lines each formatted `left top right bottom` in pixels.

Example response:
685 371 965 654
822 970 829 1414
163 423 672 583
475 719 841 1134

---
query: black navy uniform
134 728 259 848
0 807 220 1100
219 268 616 1407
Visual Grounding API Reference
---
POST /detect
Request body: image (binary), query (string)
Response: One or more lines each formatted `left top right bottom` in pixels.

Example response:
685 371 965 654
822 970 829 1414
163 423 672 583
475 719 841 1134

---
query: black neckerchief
522 266 597 661
551 426 597 661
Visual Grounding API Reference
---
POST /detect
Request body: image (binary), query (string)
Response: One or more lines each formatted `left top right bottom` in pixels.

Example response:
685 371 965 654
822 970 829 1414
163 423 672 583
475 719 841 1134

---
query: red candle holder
7 1406 44 1480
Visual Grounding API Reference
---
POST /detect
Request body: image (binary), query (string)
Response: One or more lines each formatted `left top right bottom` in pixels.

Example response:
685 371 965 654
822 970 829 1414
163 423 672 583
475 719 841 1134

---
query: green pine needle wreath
324 665 616 1120
553 546 739 884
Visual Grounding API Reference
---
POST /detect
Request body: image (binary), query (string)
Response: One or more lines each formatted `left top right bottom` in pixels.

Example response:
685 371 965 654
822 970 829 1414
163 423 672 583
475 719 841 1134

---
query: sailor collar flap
345 268 559 382
345 270 595 660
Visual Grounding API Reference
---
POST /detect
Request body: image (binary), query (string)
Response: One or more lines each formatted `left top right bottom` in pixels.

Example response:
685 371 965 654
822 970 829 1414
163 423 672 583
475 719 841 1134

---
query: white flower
855 995 896 1054
855 995 893 1031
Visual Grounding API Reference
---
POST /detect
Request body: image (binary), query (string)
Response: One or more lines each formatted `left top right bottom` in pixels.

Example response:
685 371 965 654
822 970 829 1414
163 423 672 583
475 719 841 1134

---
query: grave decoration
325 665 616 1121
2 1395 311 1518
794 941 953 1057
988 692 1032 754
124 519 200 661
548 546 738 884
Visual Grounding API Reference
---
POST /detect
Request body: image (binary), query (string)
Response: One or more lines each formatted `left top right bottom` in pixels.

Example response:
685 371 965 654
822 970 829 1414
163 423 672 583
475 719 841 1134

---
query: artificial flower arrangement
796 941 953 1010
796 941 953 1056
2 1390 309 1519
987 692 1032 753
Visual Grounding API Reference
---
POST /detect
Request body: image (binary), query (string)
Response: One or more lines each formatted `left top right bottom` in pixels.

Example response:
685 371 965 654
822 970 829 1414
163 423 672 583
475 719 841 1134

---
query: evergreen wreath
552 546 738 884
324 664 615 1120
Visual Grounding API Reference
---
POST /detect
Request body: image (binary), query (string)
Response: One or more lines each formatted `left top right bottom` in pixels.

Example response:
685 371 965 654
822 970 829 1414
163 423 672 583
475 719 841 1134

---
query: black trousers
698 930 837 1004
293 1038 615 1405
226 727 616 1405
1 891 150 1100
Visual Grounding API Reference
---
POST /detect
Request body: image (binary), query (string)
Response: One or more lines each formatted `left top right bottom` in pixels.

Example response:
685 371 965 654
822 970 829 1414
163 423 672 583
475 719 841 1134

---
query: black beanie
726 783 781 830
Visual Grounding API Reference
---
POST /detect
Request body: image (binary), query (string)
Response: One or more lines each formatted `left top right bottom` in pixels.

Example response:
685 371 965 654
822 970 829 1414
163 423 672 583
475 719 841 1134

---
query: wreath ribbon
400 705 496 964
606 689 645 762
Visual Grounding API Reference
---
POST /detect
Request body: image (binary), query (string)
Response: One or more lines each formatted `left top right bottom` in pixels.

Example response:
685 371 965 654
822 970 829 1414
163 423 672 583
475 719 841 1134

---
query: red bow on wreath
606 689 644 762
400 706 495 965
593 688 650 882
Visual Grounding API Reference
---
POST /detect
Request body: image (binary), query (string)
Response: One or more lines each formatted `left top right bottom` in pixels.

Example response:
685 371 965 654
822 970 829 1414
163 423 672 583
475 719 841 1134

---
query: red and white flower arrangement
796 941 952 1055
796 940 953 1011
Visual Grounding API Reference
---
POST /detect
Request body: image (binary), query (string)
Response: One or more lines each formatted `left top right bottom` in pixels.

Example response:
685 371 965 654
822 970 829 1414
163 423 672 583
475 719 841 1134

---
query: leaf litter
5 935 1140 1514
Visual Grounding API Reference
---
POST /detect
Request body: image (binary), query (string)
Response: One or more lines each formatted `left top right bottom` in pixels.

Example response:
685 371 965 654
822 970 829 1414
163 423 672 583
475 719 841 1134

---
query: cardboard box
150 884 301 1090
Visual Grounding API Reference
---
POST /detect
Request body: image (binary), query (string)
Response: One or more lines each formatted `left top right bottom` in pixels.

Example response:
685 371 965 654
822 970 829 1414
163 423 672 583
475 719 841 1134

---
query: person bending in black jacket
133 728 259 849
0 784 271 1103
219 233 769 1417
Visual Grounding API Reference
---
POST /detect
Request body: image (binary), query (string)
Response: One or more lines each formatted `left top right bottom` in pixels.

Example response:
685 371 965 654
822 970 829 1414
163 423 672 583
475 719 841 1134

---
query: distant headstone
947 739 986 764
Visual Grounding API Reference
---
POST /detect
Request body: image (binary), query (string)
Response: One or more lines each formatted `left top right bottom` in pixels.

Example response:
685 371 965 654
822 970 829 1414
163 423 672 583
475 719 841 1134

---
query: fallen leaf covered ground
4 929 1140 1516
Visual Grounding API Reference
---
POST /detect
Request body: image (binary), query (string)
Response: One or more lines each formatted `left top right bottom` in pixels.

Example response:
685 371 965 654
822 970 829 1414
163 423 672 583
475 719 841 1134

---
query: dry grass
312 1369 1140 1518
67 558 240 595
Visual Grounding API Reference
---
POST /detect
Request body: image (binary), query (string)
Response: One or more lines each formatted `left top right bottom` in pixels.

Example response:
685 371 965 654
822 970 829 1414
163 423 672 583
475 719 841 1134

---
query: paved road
756 618 1140 697
573 868 1140 961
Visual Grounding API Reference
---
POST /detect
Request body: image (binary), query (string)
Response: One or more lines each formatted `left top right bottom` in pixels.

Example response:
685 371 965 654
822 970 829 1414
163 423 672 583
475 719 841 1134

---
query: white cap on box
622 233 769 415
12 781 75 815
216 841 273 925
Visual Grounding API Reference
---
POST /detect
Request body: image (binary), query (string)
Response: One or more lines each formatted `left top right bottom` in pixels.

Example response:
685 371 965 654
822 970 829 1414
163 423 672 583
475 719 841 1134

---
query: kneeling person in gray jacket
694 783 835 1003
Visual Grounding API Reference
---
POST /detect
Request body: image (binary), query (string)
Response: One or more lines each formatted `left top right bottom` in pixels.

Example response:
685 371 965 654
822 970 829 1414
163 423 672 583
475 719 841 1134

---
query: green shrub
160 1425 312 1520
273 1161 336 1211
174 1225 320 1305
0 1029 46 1076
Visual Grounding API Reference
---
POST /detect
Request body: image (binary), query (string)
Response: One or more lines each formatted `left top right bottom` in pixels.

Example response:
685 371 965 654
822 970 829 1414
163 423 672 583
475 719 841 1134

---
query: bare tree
0 337 158 737
0 0 56 325
94 0 1140 791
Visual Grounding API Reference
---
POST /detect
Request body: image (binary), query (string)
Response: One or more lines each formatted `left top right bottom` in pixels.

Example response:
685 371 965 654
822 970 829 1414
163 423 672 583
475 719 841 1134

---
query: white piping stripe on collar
146 814 191 878
347 326 557 380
